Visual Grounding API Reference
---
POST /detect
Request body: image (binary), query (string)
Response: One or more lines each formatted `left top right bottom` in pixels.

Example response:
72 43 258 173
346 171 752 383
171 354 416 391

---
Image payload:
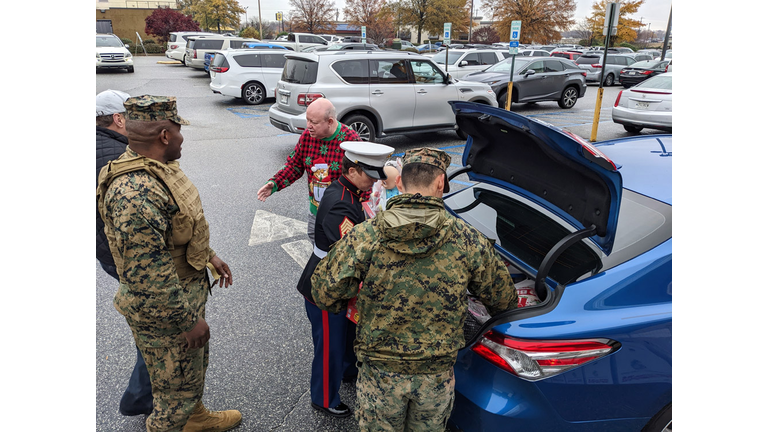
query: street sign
443 23 452 45
361 26 366 43
603 2 620 36
510 20 522 41
510 47 518 55
510 41 519 47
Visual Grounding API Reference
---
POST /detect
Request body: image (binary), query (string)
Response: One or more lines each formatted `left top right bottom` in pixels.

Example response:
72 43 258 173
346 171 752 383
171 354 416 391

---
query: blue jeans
119 345 154 416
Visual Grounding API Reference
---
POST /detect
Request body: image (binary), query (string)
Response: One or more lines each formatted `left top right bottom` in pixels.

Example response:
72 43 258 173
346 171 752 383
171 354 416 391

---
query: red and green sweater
268 122 369 215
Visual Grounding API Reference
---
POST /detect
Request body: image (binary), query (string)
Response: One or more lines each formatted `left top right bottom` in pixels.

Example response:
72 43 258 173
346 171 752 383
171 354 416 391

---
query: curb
157 61 182 64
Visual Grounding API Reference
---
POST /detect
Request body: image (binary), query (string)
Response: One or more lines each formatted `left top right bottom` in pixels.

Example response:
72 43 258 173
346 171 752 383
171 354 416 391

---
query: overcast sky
237 0 672 32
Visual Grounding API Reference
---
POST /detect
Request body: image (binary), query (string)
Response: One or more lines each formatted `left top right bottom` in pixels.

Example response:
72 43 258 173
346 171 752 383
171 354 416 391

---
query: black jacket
96 126 128 280
297 175 366 301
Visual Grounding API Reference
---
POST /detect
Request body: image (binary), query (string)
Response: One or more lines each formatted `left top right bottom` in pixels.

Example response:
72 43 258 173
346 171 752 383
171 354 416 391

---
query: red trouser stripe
322 310 330 407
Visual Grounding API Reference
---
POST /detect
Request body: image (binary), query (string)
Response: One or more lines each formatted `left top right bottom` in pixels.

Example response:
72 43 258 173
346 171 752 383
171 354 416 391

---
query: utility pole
258 0 263 40
468 0 474 43
660 6 672 59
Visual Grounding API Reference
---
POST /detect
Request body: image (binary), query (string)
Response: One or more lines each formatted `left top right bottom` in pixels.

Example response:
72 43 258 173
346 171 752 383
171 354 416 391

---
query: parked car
304 43 382 53
165 31 217 62
612 72 672 133
416 43 441 53
517 49 552 57
619 59 670 88
318 34 344 44
205 43 288 73
625 52 654 63
268 51 497 141
609 46 634 54
550 51 582 61
265 32 328 51
209 50 288 105
445 100 672 432
462 56 587 109
431 49 506 79
575 53 636 86
184 36 259 71
637 49 661 58
398 40 417 50
96 33 133 73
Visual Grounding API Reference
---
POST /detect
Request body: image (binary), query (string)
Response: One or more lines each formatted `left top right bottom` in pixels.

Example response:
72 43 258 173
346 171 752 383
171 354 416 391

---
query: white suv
268 51 498 142
209 50 288 105
96 34 133 73
184 36 260 70
431 49 507 79
166 31 217 62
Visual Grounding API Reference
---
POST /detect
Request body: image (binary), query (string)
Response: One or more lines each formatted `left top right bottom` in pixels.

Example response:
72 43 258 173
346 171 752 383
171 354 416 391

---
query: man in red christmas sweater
257 98 363 242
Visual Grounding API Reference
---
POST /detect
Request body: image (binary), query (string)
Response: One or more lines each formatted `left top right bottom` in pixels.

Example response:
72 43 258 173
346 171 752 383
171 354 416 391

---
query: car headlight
125 52 132 58
96 52 100 59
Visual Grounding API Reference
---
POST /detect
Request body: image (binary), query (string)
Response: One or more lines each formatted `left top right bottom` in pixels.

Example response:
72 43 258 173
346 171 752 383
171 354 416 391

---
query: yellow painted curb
157 61 182 64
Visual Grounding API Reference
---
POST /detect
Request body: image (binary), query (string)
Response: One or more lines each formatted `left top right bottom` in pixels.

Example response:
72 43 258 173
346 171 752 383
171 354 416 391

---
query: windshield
484 58 533 74
433 51 464 65
636 74 672 90
96 36 124 48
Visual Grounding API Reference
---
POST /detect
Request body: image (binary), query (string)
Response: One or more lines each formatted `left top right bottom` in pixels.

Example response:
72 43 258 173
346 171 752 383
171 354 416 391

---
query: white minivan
165 31 217 62
209 50 288 105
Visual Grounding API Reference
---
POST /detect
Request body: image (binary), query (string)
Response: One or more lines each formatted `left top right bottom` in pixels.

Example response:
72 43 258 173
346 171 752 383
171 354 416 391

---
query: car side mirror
125 44 130 48
459 60 468 67
444 73 453 84
524 69 535 76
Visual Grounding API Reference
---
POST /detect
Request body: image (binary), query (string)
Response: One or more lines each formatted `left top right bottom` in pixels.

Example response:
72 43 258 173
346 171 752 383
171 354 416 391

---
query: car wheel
343 115 376 142
641 403 671 432
242 82 266 105
623 124 643 133
604 73 615 86
497 91 509 108
622 83 632 88
127 66 134 73
557 86 578 109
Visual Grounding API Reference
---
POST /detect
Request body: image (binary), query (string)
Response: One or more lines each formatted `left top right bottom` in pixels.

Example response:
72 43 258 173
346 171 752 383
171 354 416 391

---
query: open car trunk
446 101 623 347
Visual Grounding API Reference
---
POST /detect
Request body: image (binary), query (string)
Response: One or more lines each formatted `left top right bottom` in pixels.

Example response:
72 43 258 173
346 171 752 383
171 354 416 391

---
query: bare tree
344 0 394 44
289 0 336 34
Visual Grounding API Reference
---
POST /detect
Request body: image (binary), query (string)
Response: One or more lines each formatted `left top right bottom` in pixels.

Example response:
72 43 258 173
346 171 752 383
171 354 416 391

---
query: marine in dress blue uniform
297 142 394 417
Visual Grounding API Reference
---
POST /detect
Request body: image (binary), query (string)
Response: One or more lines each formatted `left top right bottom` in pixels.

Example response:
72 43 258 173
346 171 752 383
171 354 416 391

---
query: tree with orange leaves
586 0 645 46
344 0 394 44
481 0 576 45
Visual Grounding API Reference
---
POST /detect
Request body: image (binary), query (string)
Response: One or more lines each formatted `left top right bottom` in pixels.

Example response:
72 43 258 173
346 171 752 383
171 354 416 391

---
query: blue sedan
445 101 672 432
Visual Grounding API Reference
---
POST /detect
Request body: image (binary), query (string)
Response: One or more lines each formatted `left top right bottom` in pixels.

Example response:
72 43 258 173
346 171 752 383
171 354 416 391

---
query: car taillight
591 63 602 68
581 72 586 77
471 331 619 381
211 66 228 73
562 130 617 170
641 70 653 75
633 90 671 95
664 64 669 72
193 50 198 59
297 93 325 106
171 44 179 49
614 90 623 107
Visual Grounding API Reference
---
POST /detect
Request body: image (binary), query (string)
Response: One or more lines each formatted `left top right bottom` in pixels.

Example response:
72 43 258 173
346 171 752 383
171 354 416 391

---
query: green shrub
239 27 260 39
120 37 132 45
402 47 418 53
129 42 165 54
143 38 156 44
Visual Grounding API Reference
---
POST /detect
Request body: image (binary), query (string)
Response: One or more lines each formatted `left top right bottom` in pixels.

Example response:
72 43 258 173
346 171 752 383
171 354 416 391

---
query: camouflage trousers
138 340 209 432
356 361 455 432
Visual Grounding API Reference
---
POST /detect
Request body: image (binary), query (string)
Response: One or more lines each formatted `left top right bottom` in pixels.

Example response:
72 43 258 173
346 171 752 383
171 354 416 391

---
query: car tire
641 403 671 432
343 115 376 142
497 91 509 108
242 82 266 105
623 124 643 133
127 66 134 73
604 73 615 86
557 86 578 109
622 83 632 88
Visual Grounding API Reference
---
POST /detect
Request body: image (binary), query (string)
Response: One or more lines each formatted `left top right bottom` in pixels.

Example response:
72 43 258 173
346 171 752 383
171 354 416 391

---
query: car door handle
372 90 384 95
417 89 428 94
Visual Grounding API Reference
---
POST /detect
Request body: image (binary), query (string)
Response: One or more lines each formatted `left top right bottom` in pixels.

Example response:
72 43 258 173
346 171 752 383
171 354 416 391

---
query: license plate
629 71 636 75
280 94 288 104
635 102 650 109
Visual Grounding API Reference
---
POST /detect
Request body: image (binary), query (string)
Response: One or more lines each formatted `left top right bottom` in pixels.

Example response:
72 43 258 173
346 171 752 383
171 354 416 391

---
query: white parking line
248 210 307 246
281 239 313 267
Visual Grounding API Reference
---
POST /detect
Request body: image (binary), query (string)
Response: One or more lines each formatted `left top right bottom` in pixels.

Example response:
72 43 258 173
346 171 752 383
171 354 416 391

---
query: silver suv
575 53 636 86
268 51 498 142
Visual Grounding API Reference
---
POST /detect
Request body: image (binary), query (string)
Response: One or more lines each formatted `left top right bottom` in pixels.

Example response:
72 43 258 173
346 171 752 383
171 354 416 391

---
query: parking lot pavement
96 56 670 431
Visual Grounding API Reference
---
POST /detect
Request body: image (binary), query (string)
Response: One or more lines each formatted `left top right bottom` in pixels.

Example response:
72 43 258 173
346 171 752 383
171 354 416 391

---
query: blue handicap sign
510 41 519 47
512 31 519 39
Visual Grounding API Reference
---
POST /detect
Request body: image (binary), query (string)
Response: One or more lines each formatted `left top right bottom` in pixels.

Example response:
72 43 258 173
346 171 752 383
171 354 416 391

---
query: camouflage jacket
99 149 210 347
312 193 517 374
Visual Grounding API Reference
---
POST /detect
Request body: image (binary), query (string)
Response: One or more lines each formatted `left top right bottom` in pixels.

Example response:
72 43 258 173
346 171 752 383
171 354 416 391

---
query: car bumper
96 58 133 69
584 70 602 82
165 50 184 61
619 76 650 87
209 81 241 98
268 104 306 134
612 106 672 131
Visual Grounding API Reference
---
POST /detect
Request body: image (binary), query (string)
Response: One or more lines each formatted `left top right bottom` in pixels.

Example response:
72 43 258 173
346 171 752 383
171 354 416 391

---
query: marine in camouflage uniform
97 95 241 432
312 148 517 431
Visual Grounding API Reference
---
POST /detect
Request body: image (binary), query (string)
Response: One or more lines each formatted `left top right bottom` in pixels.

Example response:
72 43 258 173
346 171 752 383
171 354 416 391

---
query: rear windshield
281 58 319 84
195 39 225 50
630 60 665 69
636 74 672 90
170 34 178 42
211 54 229 68
575 55 602 64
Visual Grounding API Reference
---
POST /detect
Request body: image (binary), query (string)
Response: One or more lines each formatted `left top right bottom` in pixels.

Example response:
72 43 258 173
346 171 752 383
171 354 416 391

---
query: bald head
305 98 337 139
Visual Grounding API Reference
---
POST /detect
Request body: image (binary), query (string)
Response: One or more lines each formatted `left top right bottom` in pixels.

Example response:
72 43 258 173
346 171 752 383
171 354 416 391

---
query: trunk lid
450 101 623 255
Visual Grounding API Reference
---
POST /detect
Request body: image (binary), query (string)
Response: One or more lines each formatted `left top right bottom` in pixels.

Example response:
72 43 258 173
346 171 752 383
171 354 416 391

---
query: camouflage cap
402 147 452 193
123 95 190 125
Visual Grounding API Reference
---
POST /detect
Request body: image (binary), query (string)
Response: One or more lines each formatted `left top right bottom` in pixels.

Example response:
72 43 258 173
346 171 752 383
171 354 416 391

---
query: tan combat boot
182 400 242 432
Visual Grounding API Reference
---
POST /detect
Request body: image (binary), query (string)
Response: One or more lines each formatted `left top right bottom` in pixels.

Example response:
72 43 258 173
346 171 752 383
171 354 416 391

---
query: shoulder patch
339 217 355 238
